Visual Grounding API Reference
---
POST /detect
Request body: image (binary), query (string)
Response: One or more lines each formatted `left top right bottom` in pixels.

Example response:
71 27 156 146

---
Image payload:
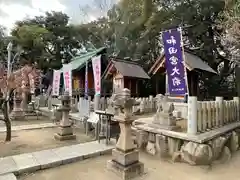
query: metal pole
7 42 12 77
6 42 12 114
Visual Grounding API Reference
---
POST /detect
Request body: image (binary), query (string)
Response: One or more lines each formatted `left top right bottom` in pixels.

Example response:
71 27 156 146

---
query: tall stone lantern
54 91 76 141
107 88 144 180
10 90 24 120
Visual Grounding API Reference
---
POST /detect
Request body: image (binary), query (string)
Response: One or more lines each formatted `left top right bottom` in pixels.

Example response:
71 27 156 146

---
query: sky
0 0 117 34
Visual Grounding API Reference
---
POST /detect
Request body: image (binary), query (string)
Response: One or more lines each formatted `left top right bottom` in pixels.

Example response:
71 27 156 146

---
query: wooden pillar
128 79 132 95
156 75 159 94
136 80 139 97
190 71 198 96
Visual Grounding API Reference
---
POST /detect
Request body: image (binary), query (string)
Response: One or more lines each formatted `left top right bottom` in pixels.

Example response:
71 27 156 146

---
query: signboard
92 55 101 95
162 28 188 95
52 70 61 96
63 64 73 96
113 73 123 93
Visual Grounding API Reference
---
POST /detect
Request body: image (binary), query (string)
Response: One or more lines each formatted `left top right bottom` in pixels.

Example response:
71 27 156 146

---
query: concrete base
107 148 144 180
54 133 76 141
148 123 181 131
112 149 140 166
107 160 144 180
70 107 78 113
10 110 25 121
54 126 76 141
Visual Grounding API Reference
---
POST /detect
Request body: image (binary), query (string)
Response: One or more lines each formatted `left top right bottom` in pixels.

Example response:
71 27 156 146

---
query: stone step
0 123 56 133
0 141 114 176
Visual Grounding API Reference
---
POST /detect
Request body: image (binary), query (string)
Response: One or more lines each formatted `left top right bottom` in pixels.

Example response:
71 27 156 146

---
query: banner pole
85 60 88 99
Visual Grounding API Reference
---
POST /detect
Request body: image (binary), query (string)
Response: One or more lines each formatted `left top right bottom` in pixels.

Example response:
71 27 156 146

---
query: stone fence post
234 97 240 121
187 96 197 135
216 97 224 126
94 94 100 111
149 95 154 112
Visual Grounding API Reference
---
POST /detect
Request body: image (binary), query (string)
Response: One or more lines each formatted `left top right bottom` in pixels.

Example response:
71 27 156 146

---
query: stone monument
70 97 78 113
106 93 119 115
54 91 76 141
150 95 180 130
107 88 144 180
10 90 25 120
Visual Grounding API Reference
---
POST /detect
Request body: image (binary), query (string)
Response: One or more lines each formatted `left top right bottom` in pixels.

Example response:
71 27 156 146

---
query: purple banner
162 28 188 95
85 61 88 99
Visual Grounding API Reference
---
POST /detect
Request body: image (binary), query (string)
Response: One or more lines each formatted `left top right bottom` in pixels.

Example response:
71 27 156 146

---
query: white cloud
31 0 66 13
0 0 66 34
0 0 118 34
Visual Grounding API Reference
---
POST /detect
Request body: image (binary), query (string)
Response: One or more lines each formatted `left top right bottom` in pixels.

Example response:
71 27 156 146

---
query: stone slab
148 123 181 131
0 141 115 176
32 149 63 169
0 157 17 175
135 122 240 143
0 173 17 180
52 146 84 165
12 153 40 174
0 123 56 133
70 141 114 159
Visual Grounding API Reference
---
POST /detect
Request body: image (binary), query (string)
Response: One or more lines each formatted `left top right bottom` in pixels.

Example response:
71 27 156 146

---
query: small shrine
102 58 150 96
59 47 107 96
148 51 217 97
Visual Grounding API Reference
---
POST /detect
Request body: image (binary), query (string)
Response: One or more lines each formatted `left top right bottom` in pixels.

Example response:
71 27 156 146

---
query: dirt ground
0 116 52 127
19 152 240 180
0 127 94 157
11 117 52 126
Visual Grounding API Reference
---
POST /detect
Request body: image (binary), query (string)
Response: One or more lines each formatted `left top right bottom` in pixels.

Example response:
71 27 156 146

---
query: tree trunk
2 100 11 141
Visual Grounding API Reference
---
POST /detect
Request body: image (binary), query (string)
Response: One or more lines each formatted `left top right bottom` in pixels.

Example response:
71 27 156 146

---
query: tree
11 25 49 65
0 64 39 141
222 0 240 61
11 12 80 70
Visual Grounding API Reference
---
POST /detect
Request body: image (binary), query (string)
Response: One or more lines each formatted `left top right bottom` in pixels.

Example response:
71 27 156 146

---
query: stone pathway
0 123 57 133
0 141 114 177
0 173 16 180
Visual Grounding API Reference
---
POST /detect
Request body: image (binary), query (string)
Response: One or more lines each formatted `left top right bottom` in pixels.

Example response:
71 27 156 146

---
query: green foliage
11 12 80 71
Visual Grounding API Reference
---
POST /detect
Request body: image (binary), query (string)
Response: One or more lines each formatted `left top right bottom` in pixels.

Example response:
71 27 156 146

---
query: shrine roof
148 51 217 75
59 47 106 72
102 59 150 79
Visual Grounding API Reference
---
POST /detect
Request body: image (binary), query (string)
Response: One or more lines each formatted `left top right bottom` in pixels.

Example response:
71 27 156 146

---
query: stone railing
96 96 157 114
188 96 240 134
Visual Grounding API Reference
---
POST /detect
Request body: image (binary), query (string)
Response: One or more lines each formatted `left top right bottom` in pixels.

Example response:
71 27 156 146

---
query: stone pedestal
150 112 180 130
54 92 76 141
10 92 25 121
54 126 76 141
107 89 144 180
21 91 28 112
107 116 144 180
149 95 180 131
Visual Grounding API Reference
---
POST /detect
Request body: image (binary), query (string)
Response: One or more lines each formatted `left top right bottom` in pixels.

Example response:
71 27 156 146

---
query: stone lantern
107 88 144 180
54 91 76 141
10 90 25 120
